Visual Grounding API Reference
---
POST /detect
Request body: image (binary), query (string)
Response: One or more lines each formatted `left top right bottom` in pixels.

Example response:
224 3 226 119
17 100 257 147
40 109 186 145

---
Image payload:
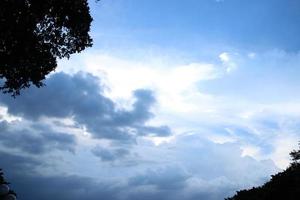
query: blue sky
91 0 300 52
1 0 300 200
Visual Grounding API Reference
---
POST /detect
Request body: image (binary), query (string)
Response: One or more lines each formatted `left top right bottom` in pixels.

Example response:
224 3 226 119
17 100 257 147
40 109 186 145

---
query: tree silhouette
225 143 300 200
0 1 95 198
0 0 93 96
0 169 17 200
290 142 300 164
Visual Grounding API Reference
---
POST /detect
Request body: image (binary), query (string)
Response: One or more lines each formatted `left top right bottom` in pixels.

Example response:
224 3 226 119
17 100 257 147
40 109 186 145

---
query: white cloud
58 51 220 117
219 52 230 63
219 52 237 73
57 49 300 171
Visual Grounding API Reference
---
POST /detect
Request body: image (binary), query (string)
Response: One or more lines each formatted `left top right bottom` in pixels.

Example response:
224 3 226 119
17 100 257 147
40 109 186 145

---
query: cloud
166 134 279 184
92 146 130 162
128 166 190 190
219 52 237 73
0 132 280 200
0 72 171 141
136 125 171 137
58 49 300 168
0 120 76 154
57 49 300 170
202 50 300 102
0 152 121 200
219 52 230 63
0 37 299 200
0 151 42 174
58 52 219 114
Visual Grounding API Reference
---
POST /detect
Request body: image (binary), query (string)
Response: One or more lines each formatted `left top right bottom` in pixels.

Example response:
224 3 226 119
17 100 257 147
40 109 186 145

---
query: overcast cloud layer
0 70 290 200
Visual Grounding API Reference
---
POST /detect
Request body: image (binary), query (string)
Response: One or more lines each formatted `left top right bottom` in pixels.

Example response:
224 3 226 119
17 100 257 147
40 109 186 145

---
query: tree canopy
0 0 93 96
225 143 300 200
0 169 17 200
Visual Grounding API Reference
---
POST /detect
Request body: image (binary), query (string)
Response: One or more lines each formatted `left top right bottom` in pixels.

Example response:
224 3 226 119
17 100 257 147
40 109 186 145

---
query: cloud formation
0 72 171 141
92 146 130 162
0 133 279 200
0 120 76 154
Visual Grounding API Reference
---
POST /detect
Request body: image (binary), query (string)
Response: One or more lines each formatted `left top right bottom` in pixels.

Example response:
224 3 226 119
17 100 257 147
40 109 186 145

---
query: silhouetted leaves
226 144 300 200
0 0 93 96
290 142 300 163
0 169 17 200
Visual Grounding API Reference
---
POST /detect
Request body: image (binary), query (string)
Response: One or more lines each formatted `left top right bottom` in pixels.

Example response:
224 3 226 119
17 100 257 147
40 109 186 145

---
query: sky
1 0 300 200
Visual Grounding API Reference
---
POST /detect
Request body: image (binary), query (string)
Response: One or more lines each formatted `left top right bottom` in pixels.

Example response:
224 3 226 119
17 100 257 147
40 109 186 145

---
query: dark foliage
0 169 17 199
290 142 300 163
226 144 300 200
0 0 93 96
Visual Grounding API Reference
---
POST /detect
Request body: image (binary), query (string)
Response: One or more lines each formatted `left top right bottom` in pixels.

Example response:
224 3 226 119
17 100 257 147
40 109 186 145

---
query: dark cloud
129 167 190 190
0 72 171 141
12 174 120 200
92 146 130 162
0 151 42 174
0 151 230 200
0 151 120 200
0 132 280 200
0 120 76 154
0 151 188 200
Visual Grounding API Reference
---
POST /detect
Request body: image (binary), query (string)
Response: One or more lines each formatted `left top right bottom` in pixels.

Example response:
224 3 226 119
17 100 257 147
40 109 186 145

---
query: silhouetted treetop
0 169 17 199
226 143 300 200
0 0 93 96
290 142 300 163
